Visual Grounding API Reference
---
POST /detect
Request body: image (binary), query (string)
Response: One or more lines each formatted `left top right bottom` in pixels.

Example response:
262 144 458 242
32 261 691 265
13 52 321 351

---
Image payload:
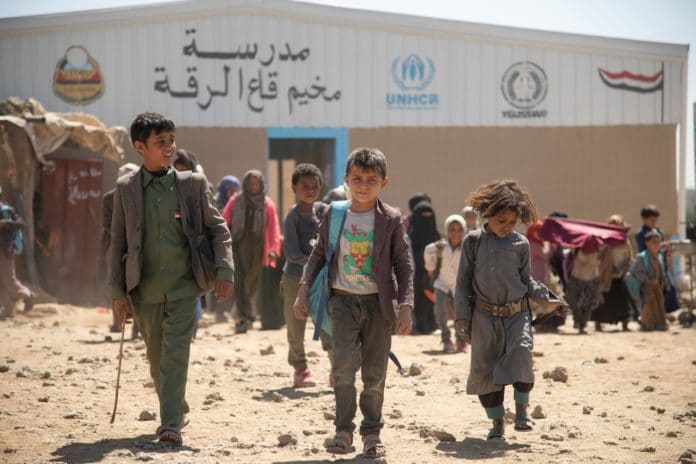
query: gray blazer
108 167 233 298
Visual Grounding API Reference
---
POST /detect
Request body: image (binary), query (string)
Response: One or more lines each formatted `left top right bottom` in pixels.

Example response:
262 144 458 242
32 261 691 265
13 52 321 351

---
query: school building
0 0 689 238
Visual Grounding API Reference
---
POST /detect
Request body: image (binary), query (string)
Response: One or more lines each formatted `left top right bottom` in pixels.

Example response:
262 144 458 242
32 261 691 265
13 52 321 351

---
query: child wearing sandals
454 180 566 441
294 147 413 458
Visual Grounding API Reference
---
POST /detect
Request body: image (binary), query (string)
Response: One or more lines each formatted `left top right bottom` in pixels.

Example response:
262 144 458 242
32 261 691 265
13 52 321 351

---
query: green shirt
131 168 200 304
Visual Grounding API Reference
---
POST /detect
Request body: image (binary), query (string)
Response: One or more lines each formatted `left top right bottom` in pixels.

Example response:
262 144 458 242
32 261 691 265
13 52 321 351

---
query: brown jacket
300 198 413 321
108 167 233 298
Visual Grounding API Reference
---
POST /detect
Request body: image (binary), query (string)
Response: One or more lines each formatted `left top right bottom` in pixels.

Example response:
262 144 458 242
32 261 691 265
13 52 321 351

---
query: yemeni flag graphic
597 62 665 122
597 64 664 94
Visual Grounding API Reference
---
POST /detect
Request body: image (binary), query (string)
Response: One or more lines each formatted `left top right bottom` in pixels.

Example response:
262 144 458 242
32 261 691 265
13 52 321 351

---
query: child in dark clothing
454 179 566 441
295 147 413 458
281 163 332 388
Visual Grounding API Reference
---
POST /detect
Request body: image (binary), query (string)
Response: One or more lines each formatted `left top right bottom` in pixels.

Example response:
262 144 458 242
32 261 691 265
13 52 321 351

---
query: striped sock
485 405 505 419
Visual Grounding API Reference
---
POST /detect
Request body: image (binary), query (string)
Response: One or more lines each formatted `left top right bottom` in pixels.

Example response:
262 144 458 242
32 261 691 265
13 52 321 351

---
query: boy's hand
294 284 309 320
395 305 413 335
113 297 133 322
215 280 234 302
455 319 472 343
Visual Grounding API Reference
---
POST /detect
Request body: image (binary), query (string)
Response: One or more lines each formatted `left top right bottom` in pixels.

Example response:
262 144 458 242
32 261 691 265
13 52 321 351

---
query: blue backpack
0 204 23 255
306 200 349 341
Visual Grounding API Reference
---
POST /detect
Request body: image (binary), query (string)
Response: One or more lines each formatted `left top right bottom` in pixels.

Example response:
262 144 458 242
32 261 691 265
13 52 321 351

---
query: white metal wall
0 10 686 129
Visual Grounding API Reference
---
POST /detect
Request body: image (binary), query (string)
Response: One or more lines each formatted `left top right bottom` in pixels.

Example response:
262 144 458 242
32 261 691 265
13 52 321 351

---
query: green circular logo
501 61 548 110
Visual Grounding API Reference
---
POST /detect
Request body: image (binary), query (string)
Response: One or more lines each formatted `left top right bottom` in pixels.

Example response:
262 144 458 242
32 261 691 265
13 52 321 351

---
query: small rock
65 368 78 375
15 371 26 378
302 430 313 436
77 357 93 364
531 405 546 419
594 357 608 364
138 410 156 421
643 386 655 392
41 371 51 379
260 345 275 356
63 412 81 419
4 448 17 454
324 411 336 421
533 351 544 357
0 365 8 373
135 453 154 462
206 355 216 361
306 351 319 358
617 356 625 361
544 366 568 382
389 409 402 419
666 431 678 437
37 396 49 402
272 392 284 403
415 390 425 396
541 433 565 442
583 406 593 415
503 410 516 424
639 446 656 453
567 427 582 439
657 408 665 414
603 440 618 445
277 433 297 446
408 363 423 376
431 430 456 442
42 381 55 387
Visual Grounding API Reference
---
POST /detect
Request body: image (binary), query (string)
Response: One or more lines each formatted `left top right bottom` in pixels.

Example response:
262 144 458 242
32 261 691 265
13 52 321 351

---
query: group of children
108 111 675 455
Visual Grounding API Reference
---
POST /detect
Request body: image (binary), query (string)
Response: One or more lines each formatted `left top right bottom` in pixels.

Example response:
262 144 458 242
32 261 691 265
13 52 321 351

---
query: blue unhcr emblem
387 54 439 110
391 54 435 91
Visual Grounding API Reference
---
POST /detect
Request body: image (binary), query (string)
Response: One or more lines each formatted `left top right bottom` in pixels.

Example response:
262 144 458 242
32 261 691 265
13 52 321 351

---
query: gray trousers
330 292 393 437
232 239 263 322
281 273 332 371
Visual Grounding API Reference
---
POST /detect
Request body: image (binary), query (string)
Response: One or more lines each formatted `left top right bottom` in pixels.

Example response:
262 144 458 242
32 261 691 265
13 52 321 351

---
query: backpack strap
465 229 483 264
326 200 349 259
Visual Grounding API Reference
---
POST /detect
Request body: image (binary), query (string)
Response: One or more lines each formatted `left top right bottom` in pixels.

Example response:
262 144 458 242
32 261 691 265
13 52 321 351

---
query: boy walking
281 163 332 387
635 229 669 330
109 112 233 445
0 186 34 318
294 147 413 458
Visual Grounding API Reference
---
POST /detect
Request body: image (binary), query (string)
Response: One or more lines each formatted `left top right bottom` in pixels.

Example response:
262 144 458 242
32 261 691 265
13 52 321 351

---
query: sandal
324 431 354 454
362 435 386 458
156 425 182 446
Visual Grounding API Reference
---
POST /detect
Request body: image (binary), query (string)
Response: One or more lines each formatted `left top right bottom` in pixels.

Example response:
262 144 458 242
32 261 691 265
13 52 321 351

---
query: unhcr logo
386 54 439 110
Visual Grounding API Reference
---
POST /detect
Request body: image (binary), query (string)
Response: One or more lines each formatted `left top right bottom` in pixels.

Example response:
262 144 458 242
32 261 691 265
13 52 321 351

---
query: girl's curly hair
466 179 538 225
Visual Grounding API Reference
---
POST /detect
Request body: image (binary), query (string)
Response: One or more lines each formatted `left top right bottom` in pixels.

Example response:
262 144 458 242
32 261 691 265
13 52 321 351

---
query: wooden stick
110 318 126 424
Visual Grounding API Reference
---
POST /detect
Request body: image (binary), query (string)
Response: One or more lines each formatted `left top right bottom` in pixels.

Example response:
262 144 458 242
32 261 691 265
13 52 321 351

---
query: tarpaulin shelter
0 97 127 303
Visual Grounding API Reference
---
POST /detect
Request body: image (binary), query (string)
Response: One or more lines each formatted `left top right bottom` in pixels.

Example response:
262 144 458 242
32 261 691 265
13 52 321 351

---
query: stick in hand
110 317 127 424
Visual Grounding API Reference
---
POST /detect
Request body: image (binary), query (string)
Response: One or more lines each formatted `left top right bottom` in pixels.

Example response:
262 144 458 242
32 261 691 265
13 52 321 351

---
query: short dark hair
640 205 660 219
130 112 175 145
345 147 387 179
173 149 198 171
291 163 322 186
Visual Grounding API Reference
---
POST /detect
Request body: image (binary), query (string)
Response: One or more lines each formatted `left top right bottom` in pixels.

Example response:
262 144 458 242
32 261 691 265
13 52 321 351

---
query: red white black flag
597 66 664 93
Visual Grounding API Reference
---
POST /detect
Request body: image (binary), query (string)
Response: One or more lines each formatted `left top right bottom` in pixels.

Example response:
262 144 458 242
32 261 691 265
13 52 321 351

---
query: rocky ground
1 304 695 464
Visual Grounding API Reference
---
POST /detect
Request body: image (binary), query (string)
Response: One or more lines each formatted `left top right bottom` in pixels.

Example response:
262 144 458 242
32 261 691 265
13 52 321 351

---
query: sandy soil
1 304 695 464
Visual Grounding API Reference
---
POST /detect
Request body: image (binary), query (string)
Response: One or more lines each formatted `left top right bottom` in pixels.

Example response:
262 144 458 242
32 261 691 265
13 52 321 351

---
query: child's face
487 208 518 238
344 166 388 206
646 236 661 254
292 175 321 205
134 130 175 172
643 215 659 228
246 176 262 194
464 212 476 228
447 222 465 247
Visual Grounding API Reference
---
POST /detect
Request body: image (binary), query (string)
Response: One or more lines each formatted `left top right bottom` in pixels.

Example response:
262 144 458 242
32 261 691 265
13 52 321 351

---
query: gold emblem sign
53 45 105 105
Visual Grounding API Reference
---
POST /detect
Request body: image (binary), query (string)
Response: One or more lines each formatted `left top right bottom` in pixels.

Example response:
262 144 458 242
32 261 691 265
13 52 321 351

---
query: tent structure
0 97 127 303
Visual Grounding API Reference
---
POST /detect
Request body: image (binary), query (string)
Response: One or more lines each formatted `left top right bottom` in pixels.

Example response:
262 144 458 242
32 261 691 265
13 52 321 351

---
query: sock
514 389 530 405
485 405 505 420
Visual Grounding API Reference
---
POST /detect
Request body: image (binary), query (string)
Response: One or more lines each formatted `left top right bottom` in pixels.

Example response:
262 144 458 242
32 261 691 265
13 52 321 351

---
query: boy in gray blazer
109 112 233 446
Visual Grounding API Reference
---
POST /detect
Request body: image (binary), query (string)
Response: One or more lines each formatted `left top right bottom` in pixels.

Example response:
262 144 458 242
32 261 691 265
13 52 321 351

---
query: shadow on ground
50 434 200 463
436 437 531 459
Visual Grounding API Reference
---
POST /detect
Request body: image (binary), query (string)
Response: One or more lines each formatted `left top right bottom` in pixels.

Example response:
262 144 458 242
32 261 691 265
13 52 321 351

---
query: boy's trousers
281 274 332 372
132 296 197 429
330 292 392 437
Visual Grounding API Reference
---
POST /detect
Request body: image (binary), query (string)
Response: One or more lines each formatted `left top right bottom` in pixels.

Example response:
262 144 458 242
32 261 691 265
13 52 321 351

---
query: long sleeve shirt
454 227 549 320
283 203 324 277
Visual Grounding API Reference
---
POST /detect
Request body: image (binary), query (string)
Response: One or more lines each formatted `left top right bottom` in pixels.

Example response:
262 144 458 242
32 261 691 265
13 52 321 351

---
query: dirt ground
1 304 695 464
